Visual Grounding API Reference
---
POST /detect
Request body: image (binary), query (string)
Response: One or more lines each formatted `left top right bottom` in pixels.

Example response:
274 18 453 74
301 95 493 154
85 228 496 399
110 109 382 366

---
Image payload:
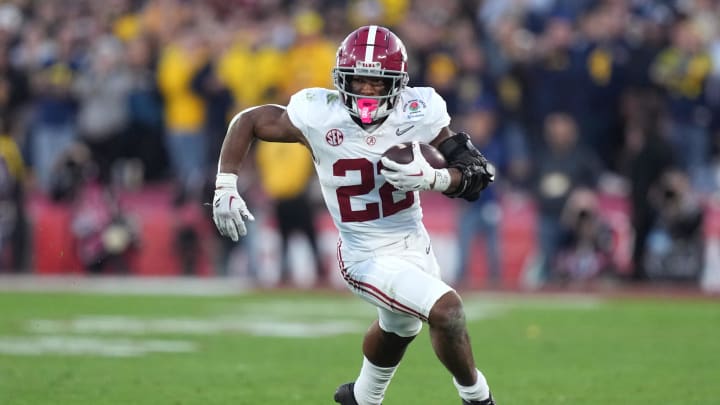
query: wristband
216 172 238 189
432 169 451 192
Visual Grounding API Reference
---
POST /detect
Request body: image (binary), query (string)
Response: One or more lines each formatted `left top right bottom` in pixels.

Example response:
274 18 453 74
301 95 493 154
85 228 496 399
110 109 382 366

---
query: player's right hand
212 173 255 242
381 142 451 192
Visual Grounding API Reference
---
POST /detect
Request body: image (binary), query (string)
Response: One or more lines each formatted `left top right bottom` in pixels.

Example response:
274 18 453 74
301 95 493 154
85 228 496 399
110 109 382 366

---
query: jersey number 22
334 158 414 222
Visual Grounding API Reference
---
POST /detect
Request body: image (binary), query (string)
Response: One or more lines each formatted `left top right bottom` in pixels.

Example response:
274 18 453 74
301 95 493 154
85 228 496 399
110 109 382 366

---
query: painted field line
0 335 196 357
0 275 251 296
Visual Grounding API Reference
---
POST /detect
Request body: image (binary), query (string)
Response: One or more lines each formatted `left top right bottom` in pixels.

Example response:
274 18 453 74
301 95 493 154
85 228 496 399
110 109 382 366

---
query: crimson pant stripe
342 270 420 320
341 267 427 321
336 239 345 271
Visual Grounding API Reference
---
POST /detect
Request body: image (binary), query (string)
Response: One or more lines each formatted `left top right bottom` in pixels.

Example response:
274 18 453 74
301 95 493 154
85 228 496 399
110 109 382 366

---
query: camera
577 209 592 221
663 187 677 201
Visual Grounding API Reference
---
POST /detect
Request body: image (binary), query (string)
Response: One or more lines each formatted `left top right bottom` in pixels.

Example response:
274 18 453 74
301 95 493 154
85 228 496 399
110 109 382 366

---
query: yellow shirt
0 135 25 181
113 13 141 42
278 38 336 98
256 141 314 199
156 44 206 132
217 43 284 108
652 48 712 99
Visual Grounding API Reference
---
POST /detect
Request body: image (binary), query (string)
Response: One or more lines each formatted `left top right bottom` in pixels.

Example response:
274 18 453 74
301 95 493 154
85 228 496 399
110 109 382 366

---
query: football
382 142 447 169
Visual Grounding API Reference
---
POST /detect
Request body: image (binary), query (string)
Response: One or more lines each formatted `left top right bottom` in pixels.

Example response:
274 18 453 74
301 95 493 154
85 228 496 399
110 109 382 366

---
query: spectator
650 16 714 190
425 51 459 114
27 23 80 192
125 34 168 182
644 169 704 282
215 20 284 109
0 123 28 272
522 13 580 145
531 112 603 282
617 89 676 282
191 26 234 179
277 10 336 100
192 27 256 277
156 24 209 204
0 40 30 139
454 98 506 288
255 140 326 286
73 36 133 185
571 2 629 166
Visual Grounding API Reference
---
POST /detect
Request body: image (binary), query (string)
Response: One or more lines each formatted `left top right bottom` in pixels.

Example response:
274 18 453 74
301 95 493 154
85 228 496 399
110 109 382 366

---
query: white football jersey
286 86 450 262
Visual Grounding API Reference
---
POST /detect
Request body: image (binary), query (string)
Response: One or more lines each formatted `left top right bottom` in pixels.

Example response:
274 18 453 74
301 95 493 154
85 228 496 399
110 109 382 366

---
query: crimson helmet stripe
364 25 378 62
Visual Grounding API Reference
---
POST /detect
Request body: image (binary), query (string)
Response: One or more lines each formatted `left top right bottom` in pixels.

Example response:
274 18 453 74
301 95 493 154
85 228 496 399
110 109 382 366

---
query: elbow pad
437 132 495 201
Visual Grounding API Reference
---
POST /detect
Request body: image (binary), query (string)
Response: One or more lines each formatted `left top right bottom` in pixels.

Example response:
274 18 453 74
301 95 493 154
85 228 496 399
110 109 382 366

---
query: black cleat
462 392 496 405
334 382 360 405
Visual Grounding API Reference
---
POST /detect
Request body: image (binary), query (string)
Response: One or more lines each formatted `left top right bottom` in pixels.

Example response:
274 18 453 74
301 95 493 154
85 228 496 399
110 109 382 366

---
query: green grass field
0 287 718 404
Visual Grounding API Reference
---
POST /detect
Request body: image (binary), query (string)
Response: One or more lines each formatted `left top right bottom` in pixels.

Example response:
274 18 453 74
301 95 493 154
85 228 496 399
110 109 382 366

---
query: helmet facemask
333 65 408 124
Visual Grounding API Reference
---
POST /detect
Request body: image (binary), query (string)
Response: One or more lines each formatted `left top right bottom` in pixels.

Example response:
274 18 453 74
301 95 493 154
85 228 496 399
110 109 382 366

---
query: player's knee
379 327 416 349
428 291 466 333
379 314 423 338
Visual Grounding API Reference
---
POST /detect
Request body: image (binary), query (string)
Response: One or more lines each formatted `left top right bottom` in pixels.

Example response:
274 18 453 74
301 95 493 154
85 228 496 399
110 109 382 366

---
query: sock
454 369 490 402
353 357 398 405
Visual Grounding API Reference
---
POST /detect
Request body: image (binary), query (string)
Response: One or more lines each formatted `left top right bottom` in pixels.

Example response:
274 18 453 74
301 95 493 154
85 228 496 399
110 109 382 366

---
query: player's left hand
381 142 450 192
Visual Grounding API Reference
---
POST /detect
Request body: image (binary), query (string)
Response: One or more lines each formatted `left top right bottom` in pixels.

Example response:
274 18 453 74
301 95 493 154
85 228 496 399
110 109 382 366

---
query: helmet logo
325 129 344 146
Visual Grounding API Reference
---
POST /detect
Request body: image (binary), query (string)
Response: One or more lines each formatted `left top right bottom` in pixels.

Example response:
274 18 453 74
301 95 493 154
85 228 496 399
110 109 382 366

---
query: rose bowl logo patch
402 99 427 119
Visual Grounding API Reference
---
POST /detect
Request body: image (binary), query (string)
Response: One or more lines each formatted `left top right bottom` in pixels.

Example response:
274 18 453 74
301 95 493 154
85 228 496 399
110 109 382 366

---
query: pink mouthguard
357 98 378 123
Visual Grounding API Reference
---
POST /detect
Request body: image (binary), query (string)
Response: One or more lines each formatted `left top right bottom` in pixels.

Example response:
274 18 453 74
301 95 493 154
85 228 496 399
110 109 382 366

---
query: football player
213 25 496 405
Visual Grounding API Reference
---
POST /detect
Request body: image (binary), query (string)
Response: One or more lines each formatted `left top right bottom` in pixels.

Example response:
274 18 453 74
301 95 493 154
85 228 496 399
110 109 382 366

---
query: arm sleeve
286 89 311 135
426 88 451 139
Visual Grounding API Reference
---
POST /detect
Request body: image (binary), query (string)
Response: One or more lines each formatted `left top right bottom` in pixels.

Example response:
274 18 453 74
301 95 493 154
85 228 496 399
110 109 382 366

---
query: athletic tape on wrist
433 169 451 192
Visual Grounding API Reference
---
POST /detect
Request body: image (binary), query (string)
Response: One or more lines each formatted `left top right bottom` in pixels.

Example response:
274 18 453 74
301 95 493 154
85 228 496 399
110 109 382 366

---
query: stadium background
0 0 719 292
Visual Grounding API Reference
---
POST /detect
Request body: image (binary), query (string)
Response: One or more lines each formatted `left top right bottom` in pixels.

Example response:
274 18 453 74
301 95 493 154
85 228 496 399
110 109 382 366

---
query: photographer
50 142 138 274
553 188 616 284
644 169 704 282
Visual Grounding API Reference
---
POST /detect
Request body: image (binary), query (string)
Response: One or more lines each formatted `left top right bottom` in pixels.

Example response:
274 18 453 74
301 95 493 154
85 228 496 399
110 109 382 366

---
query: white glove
380 142 452 192
212 173 255 242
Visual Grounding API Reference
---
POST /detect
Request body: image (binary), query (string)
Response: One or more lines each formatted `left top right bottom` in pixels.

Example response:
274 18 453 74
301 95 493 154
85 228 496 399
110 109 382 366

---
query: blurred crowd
0 0 718 287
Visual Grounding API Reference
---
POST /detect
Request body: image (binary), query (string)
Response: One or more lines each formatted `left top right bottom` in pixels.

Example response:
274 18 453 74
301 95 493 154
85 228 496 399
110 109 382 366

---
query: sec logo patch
325 129 344 146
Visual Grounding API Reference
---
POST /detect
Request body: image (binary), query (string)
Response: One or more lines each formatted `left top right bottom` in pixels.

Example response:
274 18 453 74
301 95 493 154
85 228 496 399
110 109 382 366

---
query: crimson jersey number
334 158 414 222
